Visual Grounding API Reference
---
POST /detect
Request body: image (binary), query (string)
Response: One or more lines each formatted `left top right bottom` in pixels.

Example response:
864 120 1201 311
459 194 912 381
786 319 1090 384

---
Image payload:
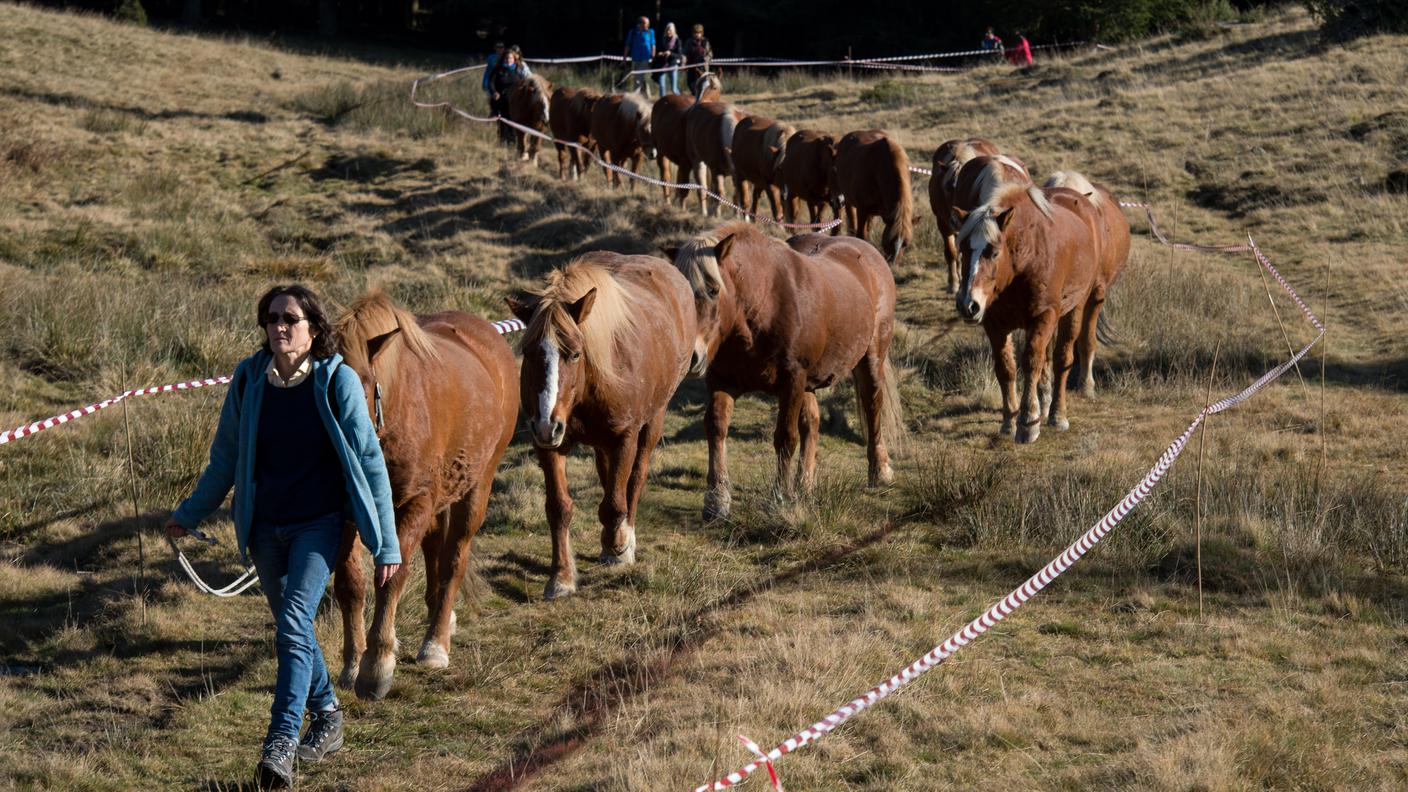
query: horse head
334 291 441 433
693 72 723 103
954 184 1051 323
665 230 740 376
507 289 597 449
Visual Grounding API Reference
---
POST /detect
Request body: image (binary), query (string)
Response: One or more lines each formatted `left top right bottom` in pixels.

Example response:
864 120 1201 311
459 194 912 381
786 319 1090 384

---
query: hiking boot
256 735 297 789
297 707 344 762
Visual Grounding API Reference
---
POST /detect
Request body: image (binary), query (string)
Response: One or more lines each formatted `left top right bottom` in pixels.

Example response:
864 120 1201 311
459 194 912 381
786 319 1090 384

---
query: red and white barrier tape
0 376 233 447
410 74 844 232
692 228 1322 791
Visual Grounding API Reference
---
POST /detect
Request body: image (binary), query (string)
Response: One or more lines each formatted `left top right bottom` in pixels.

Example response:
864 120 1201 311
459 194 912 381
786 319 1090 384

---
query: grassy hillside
2 3 1406 789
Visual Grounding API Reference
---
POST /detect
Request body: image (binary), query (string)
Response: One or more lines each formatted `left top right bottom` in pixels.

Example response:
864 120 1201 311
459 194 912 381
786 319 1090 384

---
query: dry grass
2 2 1407 789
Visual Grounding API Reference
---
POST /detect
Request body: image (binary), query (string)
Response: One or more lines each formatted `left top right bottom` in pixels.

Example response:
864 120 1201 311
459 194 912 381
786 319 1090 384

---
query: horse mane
521 256 640 390
942 139 986 191
973 155 1032 206
693 72 722 103
618 92 650 123
761 120 795 153
957 181 1054 252
1044 170 1104 208
335 289 441 376
676 221 761 295
718 104 741 154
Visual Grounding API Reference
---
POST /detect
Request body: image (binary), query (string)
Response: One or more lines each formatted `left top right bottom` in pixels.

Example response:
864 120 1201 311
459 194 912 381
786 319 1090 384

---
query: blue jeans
249 511 343 742
658 68 680 95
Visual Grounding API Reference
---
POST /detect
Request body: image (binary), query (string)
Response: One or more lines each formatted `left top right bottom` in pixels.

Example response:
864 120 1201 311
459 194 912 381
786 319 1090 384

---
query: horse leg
987 324 1019 437
1077 288 1105 398
356 494 434 701
419 492 485 669
658 155 672 202
619 408 666 560
852 354 895 487
694 162 711 216
556 143 567 180
416 510 449 668
540 448 578 599
602 149 616 187
1016 311 1058 444
704 388 736 521
797 391 821 494
517 130 528 161
597 430 640 565
766 185 784 223
1048 307 1081 432
735 175 751 220
627 152 641 191
772 376 806 501
857 213 874 245
333 524 366 689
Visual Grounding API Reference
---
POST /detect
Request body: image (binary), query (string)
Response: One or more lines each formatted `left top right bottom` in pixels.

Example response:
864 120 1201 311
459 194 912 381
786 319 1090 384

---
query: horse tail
881 140 913 261
854 353 907 455
719 108 740 172
1096 311 1119 347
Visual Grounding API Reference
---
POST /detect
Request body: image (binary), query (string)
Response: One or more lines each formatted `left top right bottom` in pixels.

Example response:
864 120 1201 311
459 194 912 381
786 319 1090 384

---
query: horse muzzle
688 343 709 378
957 294 986 324
531 418 567 449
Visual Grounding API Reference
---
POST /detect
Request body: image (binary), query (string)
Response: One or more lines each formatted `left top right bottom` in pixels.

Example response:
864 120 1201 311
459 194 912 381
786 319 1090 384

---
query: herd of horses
322 72 1133 701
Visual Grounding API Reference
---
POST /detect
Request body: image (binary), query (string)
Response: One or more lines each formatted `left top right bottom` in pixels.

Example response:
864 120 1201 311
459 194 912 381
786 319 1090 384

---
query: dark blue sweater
253 377 347 525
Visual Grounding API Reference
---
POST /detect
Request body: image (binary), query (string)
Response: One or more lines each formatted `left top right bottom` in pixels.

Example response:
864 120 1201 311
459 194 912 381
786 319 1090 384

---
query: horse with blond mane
831 129 913 264
507 74 553 165
954 175 1105 444
332 291 518 700
731 114 794 221
928 138 1001 294
589 92 656 188
549 86 599 180
507 254 698 599
668 223 902 520
1044 170 1132 396
651 72 722 205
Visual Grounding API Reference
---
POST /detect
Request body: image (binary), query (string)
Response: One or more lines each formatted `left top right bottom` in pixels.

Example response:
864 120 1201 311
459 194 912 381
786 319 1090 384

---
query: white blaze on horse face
536 340 560 440
963 242 989 315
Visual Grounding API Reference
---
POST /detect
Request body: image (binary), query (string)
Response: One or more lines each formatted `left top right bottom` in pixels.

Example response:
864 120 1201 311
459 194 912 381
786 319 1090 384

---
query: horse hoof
703 491 732 522
869 465 895 488
1015 424 1040 444
1081 384 1096 399
337 664 359 689
999 420 1016 437
600 529 636 566
417 641 450 670
355 654 396 701
1049 416 1070 431
544 578 577 600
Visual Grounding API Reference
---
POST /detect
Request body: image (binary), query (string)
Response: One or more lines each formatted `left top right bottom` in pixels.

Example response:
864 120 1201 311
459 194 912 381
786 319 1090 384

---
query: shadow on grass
0 86 270 124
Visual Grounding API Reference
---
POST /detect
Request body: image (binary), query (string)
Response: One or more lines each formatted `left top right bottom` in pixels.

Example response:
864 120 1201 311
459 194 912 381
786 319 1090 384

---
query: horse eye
566 350 582 362
706 285 720 299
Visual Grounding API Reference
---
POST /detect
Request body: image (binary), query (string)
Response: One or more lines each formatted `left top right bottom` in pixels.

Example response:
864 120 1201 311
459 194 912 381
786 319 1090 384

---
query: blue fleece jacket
173 350 401 566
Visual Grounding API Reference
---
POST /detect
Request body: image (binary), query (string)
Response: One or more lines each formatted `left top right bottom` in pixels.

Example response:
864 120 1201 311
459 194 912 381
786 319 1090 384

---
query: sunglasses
262 312 308 327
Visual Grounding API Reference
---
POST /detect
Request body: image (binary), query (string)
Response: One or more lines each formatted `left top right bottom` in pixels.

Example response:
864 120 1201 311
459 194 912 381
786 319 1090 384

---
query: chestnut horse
507 254 698 599
832 129 913 264
928 138 1001 294
589 92 655 188
948 153 1031 230
954 179 1104 444
668 223 902 520
507 74 553 165
685 100 748 217
333 292 518 700
779 129 838 229
549 86 599 180
1044 170 1132 396
652 72 723 205
731 114 795 221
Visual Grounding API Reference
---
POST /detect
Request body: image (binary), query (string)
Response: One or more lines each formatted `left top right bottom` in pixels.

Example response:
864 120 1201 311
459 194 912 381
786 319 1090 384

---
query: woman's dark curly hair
256 284 339 358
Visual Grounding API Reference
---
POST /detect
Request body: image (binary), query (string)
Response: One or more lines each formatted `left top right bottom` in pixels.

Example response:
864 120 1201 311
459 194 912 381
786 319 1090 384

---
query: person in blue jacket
165 283 400 790
623 15 657 97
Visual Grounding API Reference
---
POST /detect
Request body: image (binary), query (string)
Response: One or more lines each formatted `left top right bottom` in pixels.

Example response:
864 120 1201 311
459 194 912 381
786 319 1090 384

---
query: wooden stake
121 360 146 626
1315 257 1329 504
1194 339 1221 621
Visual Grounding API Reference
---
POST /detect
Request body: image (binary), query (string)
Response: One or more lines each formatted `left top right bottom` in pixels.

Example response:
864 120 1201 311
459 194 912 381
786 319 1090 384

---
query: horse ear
505 295 537 324
662 245 680 262
996 207 1016 230
366 328 401 363
714 234 736 263
567 288 597 325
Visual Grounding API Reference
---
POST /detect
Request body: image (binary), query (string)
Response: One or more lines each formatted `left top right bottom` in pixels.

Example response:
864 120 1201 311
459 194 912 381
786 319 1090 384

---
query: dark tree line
35 0 1301 59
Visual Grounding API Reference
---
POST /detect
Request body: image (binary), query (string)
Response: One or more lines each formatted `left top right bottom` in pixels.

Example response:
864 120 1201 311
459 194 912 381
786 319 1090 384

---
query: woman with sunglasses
164 284 400 789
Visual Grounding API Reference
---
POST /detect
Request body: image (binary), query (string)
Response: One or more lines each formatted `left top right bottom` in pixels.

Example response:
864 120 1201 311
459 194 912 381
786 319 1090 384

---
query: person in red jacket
1006 32 1034 66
